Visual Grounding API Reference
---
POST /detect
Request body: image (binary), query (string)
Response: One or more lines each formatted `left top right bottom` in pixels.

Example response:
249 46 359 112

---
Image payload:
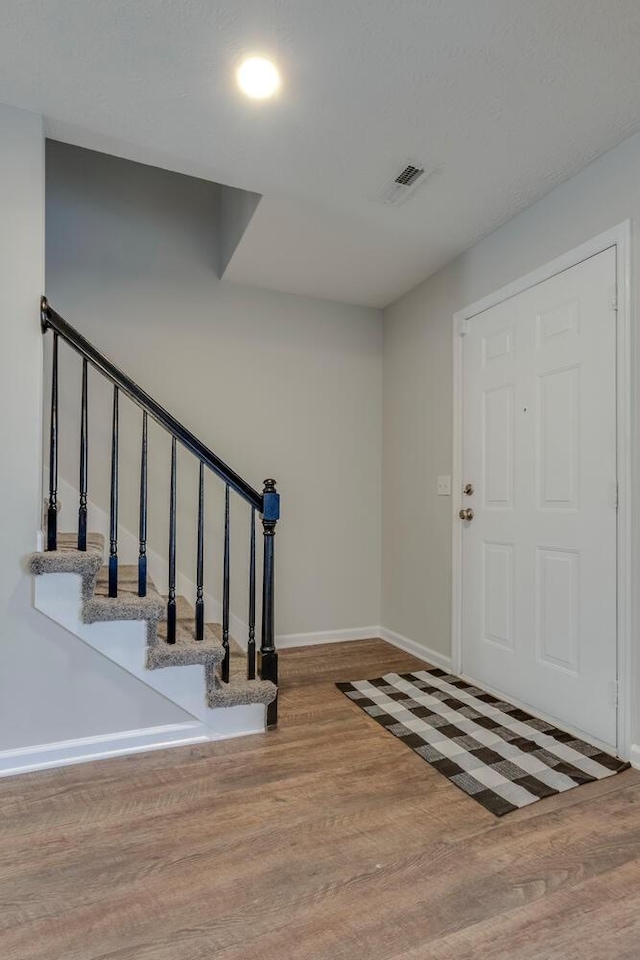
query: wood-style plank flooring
2 639 639 959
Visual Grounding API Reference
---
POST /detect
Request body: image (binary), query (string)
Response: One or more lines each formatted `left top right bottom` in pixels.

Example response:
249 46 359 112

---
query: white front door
460 247 618 748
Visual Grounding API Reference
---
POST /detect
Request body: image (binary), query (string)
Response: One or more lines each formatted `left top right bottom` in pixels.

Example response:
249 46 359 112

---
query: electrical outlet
437 476 451 496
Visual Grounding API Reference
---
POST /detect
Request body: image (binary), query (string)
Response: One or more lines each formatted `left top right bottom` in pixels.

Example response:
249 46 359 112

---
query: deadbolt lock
459 508 474 522
463 483 474 496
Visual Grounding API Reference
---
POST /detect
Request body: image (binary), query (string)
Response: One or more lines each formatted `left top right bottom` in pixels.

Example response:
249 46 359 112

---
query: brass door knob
459 508 474 522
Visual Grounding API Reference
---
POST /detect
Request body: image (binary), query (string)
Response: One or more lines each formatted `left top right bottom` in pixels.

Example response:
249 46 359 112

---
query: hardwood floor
2 639 639 959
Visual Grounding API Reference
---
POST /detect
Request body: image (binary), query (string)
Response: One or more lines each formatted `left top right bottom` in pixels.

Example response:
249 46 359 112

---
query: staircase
27 298 280 747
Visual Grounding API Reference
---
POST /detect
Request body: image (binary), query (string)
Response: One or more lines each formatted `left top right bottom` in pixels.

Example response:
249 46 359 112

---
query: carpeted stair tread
206 669 277 708
55 531 105 554
174 595 196 619
166 597 259 688
84 564 165 624
164 595 245 660
150 606 225 669
26 533 105 600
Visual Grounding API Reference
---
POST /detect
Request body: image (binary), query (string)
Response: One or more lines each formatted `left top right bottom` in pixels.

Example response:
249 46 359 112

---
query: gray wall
219 184 262 277
46 142 383 639
382 128 640 698
0 104 188 755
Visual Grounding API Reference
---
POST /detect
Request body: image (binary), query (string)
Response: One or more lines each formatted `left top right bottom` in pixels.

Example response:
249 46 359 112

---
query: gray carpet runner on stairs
27 532 276 710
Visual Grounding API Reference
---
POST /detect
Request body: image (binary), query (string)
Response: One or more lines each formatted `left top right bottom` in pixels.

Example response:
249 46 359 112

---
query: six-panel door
461 247 618 747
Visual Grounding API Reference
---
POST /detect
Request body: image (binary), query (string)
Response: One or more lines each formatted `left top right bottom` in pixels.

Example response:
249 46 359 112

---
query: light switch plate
437 476 451 496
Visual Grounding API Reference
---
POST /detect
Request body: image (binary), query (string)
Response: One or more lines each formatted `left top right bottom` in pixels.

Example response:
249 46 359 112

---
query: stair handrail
40 298 263 511
40 296 279 726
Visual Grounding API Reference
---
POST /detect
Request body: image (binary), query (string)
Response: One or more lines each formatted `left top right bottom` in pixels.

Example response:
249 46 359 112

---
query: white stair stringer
33 571 266 741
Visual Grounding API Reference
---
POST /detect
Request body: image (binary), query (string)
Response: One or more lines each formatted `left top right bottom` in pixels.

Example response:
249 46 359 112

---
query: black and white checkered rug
336 669 629 816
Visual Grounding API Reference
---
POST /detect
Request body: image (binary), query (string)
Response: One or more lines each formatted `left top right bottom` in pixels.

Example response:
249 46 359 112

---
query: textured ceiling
2 1 640 306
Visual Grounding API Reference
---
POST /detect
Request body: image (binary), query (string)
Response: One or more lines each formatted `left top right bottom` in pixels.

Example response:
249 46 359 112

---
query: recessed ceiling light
236 57 280 100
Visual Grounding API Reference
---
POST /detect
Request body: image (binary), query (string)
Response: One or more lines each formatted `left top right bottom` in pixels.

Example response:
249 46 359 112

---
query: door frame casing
451 222 632 758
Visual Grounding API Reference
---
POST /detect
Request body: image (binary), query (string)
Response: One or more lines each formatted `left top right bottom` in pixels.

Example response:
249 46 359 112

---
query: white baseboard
629 744 640 770
378 627 452 671
276 626 381 648
274 623 453 672
0 721 210 778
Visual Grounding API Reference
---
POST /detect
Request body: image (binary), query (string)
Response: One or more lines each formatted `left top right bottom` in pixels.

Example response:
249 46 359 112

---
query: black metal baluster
108 385 119 597
247 507 256 680
78 358 88 551
195 461 205 641
138 411 148 597
221 483 230 682
46 332 59 551
167 437 177 643
39 303 278 694
259 479 280 727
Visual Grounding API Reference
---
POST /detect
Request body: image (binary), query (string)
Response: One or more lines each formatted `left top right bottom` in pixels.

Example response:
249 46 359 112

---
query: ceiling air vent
380 160 429 206
395 164 424 187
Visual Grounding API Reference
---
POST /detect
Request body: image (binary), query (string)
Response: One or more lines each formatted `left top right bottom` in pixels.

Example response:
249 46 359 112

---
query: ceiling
3 1 640 307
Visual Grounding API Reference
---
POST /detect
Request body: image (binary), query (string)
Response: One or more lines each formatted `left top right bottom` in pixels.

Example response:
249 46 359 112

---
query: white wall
46 142 383 639
382 128 639 728
0 104 189 755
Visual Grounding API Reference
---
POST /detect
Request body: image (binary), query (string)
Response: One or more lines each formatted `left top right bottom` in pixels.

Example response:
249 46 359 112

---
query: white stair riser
34 571 266 739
